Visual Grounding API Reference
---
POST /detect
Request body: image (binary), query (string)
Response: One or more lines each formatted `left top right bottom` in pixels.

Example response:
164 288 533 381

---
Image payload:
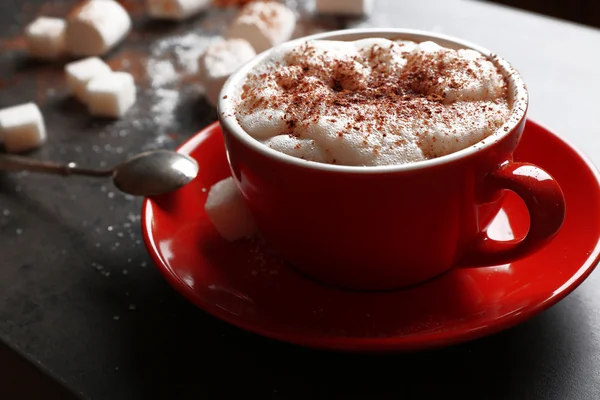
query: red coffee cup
218 29 565 291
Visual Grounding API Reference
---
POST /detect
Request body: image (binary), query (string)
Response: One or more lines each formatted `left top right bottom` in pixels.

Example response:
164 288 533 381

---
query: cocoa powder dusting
236 40 511 164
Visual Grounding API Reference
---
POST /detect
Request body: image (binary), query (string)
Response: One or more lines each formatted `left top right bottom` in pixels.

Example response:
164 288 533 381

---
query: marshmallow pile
198 1 297 106
4 1 134 153
6 1 376 163
195 0 377 107
25 0 131 59
65 57 136 118
26 1 137 119
4 0 381 243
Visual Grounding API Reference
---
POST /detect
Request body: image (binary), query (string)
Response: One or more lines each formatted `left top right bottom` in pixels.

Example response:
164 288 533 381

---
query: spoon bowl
113 150 199 196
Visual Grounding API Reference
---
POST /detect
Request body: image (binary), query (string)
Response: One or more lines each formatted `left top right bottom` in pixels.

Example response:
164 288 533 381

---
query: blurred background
485 0 600 28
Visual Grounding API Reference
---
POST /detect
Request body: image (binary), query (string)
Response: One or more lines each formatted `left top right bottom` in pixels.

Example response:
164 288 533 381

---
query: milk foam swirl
234 38 510 166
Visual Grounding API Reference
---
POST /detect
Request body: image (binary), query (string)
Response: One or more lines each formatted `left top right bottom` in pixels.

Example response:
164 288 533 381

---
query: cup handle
466 161 566 266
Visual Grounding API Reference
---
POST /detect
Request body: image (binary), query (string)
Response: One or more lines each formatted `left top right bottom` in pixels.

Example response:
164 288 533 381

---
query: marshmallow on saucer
205 177 256 242
199 38 256 107
146 0 210 20
86 72 137 118
315 0 375 16
65 0 132 57
65 57 113 103
0 103 46 153
226 1 296 53
25 17 67 60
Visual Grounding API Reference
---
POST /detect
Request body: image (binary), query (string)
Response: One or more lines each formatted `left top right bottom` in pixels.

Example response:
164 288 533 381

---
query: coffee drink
233 38 511 166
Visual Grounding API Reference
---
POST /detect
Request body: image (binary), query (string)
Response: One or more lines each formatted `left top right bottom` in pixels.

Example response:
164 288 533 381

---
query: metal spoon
0 150 199 197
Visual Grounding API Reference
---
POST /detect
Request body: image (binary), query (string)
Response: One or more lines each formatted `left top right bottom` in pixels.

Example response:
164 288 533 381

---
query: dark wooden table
1 1 599 399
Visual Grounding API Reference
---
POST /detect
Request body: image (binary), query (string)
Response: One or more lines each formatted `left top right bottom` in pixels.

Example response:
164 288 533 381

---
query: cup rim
218 28 529 174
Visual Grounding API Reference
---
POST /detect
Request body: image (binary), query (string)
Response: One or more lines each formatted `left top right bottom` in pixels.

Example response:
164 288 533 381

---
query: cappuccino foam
234 39 511 166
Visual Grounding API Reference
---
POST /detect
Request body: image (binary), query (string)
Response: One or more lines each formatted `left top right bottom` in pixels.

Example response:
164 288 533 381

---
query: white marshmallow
315 0 374 15
199 39 256 106
86 72 137 118
205 177 256 242
146 0 210 20
65 0 132 57
65 57 113 103
0 103 46 153
226 2 296 53
25 17 66 60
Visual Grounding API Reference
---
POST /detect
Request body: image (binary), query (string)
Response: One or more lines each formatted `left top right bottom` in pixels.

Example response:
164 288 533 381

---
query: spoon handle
0 154 113 177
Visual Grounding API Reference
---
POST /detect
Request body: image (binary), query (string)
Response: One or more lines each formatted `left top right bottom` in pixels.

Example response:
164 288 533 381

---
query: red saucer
142 120 600 352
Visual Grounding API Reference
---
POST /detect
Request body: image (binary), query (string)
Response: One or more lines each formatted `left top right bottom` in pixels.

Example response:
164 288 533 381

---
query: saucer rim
142 119 600 352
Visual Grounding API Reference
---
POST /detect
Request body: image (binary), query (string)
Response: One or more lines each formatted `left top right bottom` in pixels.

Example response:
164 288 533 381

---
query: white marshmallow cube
0 103 46 153
199 39 256 107
226 1 296 54
65 0 132 57
25 17 67 60
205 177 256 242
146 0 210 20
65 57 112 103
315 0 374 16
86 72 137 118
